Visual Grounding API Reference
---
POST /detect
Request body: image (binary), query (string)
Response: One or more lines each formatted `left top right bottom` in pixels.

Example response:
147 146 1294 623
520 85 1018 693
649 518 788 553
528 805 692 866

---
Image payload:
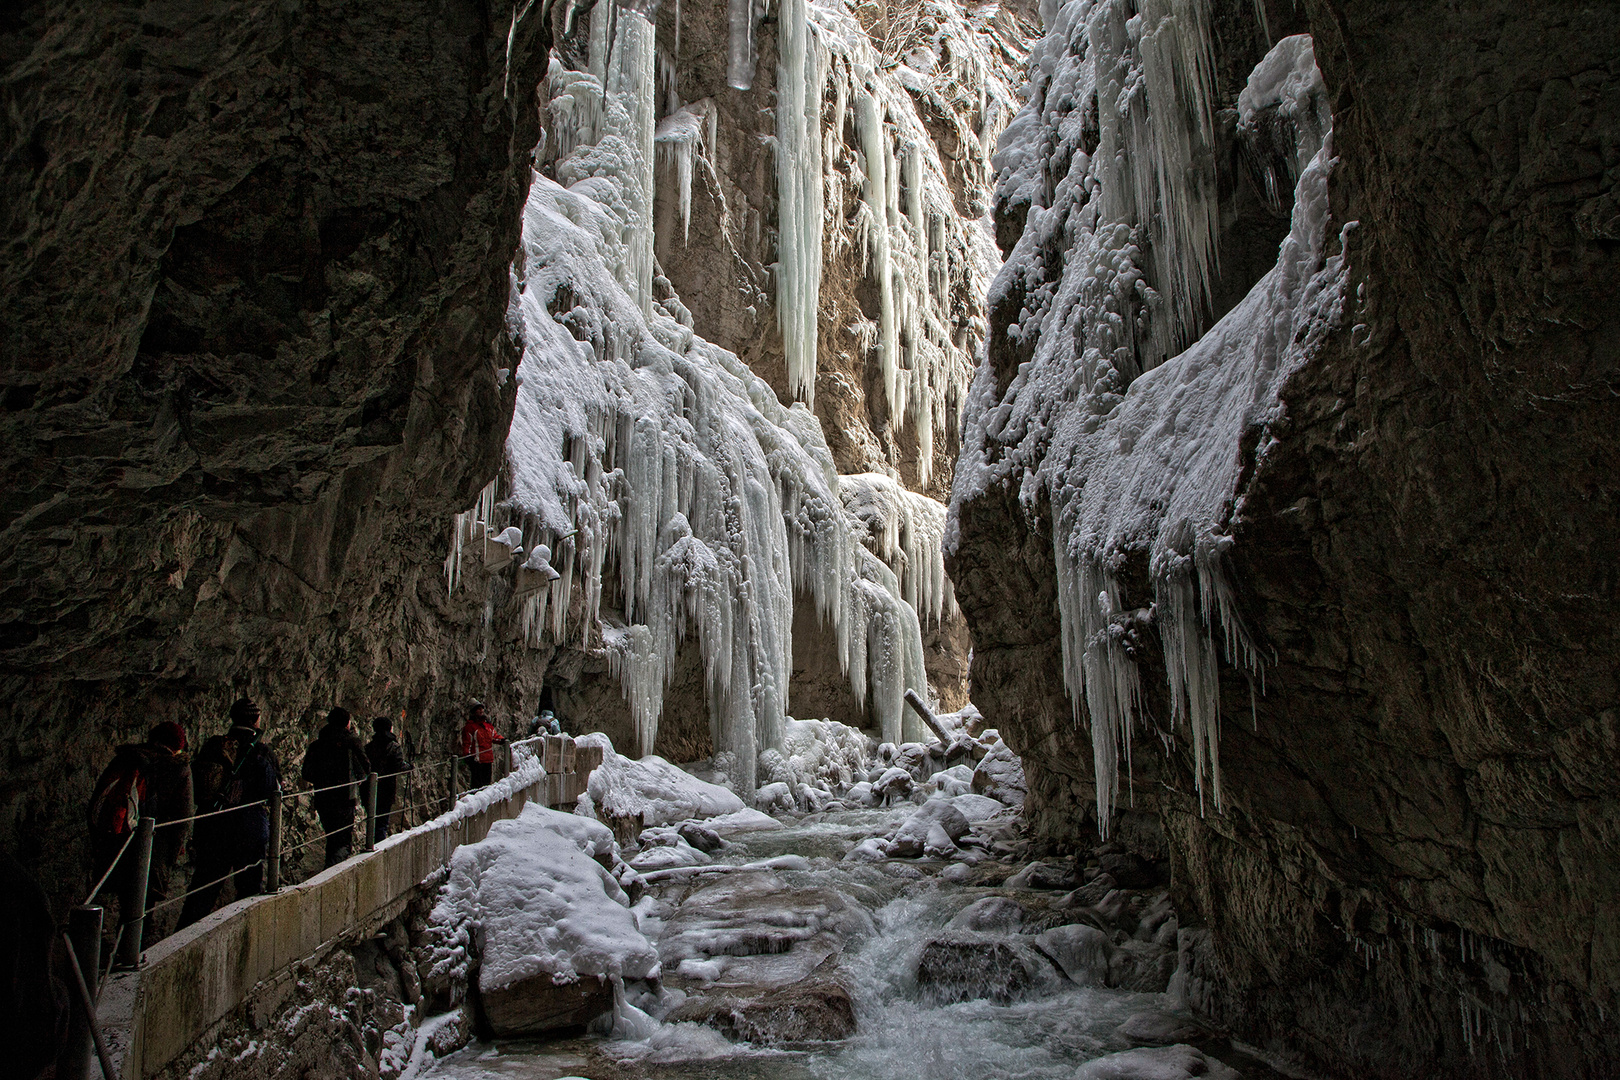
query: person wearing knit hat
365 715 411 841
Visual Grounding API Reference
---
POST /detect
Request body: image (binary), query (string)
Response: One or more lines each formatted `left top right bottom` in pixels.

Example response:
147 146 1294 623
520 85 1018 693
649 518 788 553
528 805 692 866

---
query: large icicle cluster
951 21 1347 832
764 0 1028 488
839 472 957 630
456 2 934 792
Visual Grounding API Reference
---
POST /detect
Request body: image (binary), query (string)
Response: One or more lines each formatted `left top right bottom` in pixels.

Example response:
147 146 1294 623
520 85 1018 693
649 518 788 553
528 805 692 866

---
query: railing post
364 772 378 851
267 786 283 893
120 815 156 968
63 905 102 1080
449 755 459 808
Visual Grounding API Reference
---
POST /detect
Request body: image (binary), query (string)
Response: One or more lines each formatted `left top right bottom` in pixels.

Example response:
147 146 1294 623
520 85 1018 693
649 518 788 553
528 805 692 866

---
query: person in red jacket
458 702 504 788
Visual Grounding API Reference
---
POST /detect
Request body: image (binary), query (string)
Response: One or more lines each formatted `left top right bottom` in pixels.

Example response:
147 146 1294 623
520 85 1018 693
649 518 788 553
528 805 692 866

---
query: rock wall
950 0 1620 1077
0 0 551 904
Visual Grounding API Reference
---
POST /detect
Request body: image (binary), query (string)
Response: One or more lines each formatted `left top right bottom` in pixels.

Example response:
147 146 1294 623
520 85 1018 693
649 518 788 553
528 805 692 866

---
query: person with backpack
85 722 193 949
364 716 411 842
176 698 281 929
458 701 504 788
300 707 371 868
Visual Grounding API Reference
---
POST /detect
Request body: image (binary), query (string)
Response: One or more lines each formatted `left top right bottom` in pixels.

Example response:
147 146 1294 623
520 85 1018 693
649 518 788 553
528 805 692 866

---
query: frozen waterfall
449 4 940 790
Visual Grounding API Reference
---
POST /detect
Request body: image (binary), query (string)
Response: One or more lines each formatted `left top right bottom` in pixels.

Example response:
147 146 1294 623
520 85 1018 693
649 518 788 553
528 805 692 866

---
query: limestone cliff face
950 0 1620 1077
0 1 551 899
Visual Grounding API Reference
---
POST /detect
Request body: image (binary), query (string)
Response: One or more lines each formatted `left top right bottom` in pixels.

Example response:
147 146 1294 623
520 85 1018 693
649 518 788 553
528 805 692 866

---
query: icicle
854 87 898 419
605 7 657 315
775 0 824 406
656 105 705 245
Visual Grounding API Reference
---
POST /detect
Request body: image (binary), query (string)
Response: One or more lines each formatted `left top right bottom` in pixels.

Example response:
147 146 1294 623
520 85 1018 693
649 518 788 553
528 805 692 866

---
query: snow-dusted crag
955 23 1339 827
950 1 1620 1077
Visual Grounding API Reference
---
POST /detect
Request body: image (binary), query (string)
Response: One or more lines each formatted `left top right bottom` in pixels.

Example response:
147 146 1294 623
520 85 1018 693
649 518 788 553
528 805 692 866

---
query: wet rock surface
479 974 613 1039
667 976 858 1045
0 0 551 902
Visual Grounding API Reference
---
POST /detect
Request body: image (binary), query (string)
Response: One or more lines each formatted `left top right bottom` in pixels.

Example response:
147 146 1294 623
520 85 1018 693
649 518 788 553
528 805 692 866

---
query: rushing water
421 808 1290 1080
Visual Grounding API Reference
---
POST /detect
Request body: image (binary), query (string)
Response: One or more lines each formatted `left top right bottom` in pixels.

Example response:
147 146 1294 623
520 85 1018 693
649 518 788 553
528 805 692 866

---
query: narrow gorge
2 1 1615 1079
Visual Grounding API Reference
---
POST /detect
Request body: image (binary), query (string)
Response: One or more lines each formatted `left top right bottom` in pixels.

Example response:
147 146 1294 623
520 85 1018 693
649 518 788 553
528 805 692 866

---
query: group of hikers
84 696 567 947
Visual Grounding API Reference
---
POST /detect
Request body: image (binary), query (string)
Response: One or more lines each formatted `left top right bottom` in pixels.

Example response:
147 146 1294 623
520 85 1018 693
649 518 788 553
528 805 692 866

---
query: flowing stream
420 806 1298 1080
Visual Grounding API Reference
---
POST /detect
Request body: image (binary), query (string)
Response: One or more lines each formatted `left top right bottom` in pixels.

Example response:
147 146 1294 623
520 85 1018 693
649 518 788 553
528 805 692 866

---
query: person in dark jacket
365 716 411 842
301 707 371 868
177 697 281 929
458 701 504 788
86 721 194 946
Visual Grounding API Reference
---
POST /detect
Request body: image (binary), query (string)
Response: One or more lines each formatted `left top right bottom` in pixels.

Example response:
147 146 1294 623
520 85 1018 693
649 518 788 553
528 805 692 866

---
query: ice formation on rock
839 472 956 628
804 0 1025 485
952 21 1348 831
449 2 951 790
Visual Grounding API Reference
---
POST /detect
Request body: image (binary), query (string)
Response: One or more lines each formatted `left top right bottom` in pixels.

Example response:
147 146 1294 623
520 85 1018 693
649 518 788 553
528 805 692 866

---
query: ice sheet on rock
701 807 786 833
950 792 1006 823
1237 34 1328 212
630 840 712 872
428 803 658 994
951 19 1346 833
763 717 871 792
579 734 746 826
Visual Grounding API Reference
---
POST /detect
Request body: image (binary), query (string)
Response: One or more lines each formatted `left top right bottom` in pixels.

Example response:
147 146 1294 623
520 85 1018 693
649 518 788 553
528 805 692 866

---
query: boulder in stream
669 978 857 1044
914 937 1064 1004
887 799 971 857
1033 923 1113 986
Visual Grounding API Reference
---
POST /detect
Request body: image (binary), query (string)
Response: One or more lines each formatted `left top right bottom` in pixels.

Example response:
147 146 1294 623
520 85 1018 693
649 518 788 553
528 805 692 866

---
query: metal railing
86 735 559 972
60 733 589 1080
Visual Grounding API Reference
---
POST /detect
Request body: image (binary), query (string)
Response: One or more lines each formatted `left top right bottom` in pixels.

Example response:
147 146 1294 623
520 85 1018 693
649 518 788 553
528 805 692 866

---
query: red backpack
88 756 147 838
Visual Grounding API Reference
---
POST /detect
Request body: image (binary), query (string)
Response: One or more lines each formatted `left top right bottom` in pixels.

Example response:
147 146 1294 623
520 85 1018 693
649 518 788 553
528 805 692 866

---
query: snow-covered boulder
887 799 970 857
972 737 1026 806
577 733 745 828
871 766 914 804
925 763 976 797
755 781 796 813
842 837 888 863
427 804 658 1037
949 793 1005 823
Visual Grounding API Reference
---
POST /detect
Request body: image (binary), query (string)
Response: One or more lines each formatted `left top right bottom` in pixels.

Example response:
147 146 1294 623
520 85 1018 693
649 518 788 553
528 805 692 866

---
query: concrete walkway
100 738 600 1080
